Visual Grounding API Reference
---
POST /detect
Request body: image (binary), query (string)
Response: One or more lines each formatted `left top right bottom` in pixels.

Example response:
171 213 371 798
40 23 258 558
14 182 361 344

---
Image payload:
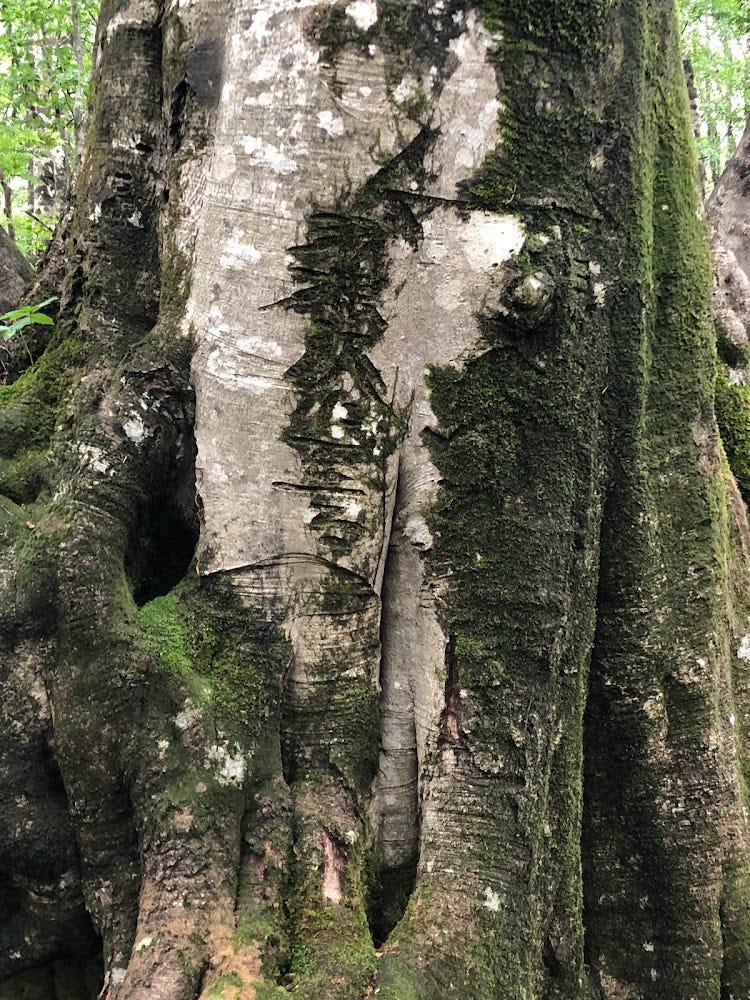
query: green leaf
1 306 34 321
0 296 59 339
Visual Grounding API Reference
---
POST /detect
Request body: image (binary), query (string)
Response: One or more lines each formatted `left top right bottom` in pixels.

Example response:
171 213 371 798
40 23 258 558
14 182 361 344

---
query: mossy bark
1 2 750 999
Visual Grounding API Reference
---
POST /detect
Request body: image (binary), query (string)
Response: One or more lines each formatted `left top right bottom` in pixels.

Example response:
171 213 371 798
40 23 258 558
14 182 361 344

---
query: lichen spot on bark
346 1 378 31
459 212 526 271
483 886 501 911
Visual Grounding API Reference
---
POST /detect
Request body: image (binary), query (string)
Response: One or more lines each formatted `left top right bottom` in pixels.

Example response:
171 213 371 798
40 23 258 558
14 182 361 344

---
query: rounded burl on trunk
1 1 750 999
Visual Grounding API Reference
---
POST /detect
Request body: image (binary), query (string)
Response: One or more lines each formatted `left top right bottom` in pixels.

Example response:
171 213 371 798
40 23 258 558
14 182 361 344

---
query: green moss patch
715 367 750 496
477 0 611 56
140 578 289 736
0 334 88 503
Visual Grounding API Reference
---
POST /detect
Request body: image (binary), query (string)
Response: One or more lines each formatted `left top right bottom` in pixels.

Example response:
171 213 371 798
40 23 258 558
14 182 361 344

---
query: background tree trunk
2 1 750 999
709 117 750 363
0 224 31 313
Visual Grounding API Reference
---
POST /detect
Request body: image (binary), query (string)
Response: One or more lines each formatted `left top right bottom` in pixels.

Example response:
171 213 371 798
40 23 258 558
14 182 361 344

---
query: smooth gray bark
1 3 750 1000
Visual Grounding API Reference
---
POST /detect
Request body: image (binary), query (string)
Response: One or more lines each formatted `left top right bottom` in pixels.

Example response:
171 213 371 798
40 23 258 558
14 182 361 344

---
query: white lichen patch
593 282 607 306
460 213 526 271
404 516 433 550
207 303 230 341
207 743 246 786
392 75 420 105
588 260 601 276
210 462 230 485
332 402 349 421
483 886 501 911
346 0 378 30
220 230 262 270
110 968 127 987
316 110 345 137
449 10 477 58
235 335 283 359
415 14 499 193
77 444 111 476
134 936 153 952
89 204 102 223
123 414 146 444
128 209 143 228
246 9 272 41
738 635 750 660
240 135 298 174
421 234 449 264
174 707 200 731
330 425 345 440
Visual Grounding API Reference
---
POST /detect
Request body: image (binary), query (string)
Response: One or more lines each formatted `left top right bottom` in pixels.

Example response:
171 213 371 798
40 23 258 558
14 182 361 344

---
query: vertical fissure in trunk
368 465 419 944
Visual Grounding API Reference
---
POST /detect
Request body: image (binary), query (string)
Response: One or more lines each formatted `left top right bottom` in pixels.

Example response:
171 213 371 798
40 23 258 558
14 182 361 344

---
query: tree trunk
2 1 750 998
0 224 31 313
708 118 750 360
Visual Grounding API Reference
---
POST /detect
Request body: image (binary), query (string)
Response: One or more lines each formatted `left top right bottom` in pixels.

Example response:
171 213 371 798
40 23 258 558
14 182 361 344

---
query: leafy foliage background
677 0 749 188
0 0 99 257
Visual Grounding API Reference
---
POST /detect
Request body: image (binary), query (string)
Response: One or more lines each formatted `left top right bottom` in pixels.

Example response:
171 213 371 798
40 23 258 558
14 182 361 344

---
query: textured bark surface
709 121 750 509
709 120 750 357
0 226 31 315
1 1 750 999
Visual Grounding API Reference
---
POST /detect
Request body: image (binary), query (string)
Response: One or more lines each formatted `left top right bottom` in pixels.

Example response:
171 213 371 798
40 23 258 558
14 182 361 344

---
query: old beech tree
2 0 750 998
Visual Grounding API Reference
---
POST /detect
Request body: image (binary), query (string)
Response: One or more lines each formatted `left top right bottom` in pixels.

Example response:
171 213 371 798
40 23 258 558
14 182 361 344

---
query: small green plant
0 297 57 341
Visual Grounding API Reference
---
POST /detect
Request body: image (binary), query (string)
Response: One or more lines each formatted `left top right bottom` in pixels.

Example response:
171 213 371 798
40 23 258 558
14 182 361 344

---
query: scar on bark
321 831 346 905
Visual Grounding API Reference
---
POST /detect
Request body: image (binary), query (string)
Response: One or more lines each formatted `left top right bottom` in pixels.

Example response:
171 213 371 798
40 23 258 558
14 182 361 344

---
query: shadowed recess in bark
125 421 200 606
0 742 104 998
0 956 103 1000
365 855 418 948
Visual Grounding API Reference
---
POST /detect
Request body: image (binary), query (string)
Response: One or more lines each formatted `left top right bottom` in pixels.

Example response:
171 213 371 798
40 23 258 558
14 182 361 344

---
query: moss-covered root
583 1 750 996
281 780 376 999
374 890 483 1000
118 577 293 1000
372 680 594 1000
207 770 294 1000
119 688 248 1000
272 584 380 997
